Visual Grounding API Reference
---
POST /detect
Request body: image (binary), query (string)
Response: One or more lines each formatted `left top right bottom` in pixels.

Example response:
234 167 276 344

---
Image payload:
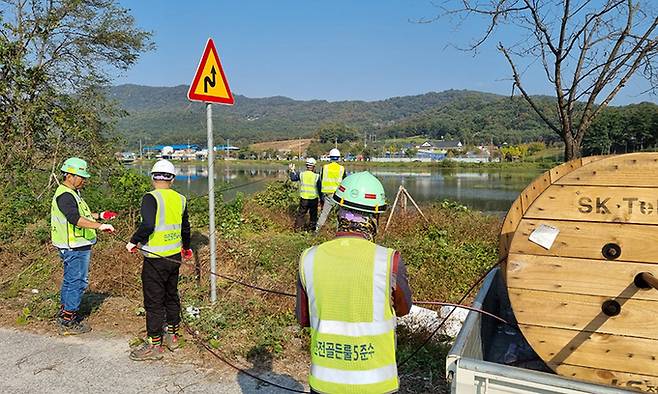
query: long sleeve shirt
130 193 191 249
295 233 413 327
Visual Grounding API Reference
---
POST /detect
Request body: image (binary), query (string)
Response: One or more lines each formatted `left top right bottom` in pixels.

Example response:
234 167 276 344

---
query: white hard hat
151 159 176 176
329 148 341 158
305 157 317 167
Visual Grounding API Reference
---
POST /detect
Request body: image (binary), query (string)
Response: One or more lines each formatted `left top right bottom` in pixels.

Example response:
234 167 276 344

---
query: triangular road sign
187 38 234 105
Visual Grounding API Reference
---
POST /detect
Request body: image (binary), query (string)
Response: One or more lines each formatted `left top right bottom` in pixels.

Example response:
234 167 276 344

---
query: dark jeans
59 248 91 312
295 198 318 230
142 255 181 337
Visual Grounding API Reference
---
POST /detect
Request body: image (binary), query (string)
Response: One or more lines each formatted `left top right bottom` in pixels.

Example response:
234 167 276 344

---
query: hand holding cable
181 248 193 259
125 242 138 253
98 223 115 233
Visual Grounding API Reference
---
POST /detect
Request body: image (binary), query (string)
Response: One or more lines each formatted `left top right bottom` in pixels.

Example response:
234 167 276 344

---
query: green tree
0 0 152 238
315 123 358 144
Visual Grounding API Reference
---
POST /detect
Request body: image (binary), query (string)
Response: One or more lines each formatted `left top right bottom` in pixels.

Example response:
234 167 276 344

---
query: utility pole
139 138 142 159
227 138 230 160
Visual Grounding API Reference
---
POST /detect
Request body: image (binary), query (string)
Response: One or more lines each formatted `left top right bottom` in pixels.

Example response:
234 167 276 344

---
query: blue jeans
59 248 91 312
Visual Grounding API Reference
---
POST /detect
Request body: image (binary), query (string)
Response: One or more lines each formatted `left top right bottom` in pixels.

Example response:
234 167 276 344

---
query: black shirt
130 193 191 249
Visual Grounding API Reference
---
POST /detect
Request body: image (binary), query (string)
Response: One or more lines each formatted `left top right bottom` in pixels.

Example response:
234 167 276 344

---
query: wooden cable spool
500 153 658 392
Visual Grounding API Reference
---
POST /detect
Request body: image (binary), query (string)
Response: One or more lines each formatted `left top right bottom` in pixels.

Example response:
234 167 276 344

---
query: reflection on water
129 162 543 214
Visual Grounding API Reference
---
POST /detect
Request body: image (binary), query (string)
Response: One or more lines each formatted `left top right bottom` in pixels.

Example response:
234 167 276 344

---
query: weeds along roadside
0 174 501 389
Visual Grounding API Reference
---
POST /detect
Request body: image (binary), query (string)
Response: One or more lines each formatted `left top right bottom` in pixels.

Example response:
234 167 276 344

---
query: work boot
163 332 180 351
163 324 181 351
57 319 91 335
130 337 164 361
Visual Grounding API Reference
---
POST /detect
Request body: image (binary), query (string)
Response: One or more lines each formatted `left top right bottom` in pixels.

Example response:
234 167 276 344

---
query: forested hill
108 84 618 148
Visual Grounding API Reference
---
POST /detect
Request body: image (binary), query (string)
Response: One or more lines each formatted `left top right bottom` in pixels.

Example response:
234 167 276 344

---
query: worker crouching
296 171 412 393
125 159 193 361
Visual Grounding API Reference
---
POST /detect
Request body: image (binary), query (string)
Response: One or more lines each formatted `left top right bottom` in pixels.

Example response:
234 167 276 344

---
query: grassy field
1 179 502 393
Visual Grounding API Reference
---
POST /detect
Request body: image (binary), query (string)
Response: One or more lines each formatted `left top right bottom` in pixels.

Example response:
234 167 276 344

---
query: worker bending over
296 171 412 393
51 157 116 335
288 158 321 231
315 148 346 232
126 159 193 361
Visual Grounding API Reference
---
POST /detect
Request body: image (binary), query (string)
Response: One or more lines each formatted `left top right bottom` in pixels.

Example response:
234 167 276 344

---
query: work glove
98 223 115 233
125 242 137 253
181 248 193 260
288 163 295 172
100 211 118 220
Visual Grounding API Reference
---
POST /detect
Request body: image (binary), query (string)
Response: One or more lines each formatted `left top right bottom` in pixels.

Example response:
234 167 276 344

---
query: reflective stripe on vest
300 238 398 394
321 163 345 194
142 189 186 258
51 185 97 249
299 171 319 200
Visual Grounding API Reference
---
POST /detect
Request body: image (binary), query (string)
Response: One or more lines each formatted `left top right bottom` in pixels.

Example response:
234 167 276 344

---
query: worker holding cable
296 171 412 394
125 159 192 361
51 157 117 335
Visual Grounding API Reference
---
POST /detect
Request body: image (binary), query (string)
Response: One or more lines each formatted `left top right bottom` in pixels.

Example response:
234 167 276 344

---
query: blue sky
116 0 654 105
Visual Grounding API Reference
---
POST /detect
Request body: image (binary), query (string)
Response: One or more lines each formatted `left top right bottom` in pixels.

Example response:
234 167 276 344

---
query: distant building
416 140 463 151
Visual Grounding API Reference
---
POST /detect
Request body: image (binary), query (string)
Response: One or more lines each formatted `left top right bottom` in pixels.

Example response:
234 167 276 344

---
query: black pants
142 255 181 337
294 198 318 230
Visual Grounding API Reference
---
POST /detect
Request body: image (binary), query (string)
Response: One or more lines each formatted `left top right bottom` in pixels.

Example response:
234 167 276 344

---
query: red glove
100 211 118 220
181 248 193 259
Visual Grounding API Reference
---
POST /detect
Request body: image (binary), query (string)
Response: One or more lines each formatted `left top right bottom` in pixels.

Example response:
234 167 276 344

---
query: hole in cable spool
601 300 621 317
601 243 621 260
634 273 652 289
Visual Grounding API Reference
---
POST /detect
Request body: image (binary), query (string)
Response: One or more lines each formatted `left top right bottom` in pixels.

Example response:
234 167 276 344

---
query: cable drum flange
501 153 658 392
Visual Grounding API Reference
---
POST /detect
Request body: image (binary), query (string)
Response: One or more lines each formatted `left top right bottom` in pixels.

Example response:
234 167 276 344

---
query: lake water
129 162 544 214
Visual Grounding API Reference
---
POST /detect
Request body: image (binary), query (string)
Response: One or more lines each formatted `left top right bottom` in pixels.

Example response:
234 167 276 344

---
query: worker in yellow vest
51 157 117 335
125 159 193 361
315 148 346 233
296 171 412 394
288 157 321 231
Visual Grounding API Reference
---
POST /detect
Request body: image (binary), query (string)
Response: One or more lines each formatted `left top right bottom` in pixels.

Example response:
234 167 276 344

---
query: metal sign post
187 38 235 303
206 103 217 302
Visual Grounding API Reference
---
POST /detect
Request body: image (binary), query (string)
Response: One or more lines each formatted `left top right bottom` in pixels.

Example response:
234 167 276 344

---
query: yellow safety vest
51 185 97 249
299 170 320 200
141 189 186 258
321 162 345 194
299 237 398 394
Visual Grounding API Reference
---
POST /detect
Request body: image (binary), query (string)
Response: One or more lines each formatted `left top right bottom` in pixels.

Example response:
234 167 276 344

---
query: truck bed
445 267 632 394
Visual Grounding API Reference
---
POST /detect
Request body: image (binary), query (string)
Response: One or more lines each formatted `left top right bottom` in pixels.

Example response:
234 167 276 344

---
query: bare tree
432 0 658 160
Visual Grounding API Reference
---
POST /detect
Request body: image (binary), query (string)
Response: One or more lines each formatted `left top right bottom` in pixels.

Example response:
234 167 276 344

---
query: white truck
446 267 633 394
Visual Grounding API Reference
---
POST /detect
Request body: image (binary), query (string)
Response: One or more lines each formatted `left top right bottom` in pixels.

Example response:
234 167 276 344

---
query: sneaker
163 332 180 351
129 340 164 361
57 320 91 335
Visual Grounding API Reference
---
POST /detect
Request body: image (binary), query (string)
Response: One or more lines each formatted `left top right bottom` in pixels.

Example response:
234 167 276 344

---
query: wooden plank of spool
525 185 658 225
556 365 658 392
549 159 582 184
556 153 658 187
510 219 658 264
507 254 658 301
499 195 524 259
509 288 658 340
503 154 658 390
520 324 658 376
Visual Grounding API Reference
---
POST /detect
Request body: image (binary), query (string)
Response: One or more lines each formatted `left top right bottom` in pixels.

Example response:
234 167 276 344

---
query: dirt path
0 327 307 393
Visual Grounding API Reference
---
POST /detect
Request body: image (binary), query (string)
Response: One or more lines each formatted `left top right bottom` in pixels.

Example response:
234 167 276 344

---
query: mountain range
108 84 561 148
